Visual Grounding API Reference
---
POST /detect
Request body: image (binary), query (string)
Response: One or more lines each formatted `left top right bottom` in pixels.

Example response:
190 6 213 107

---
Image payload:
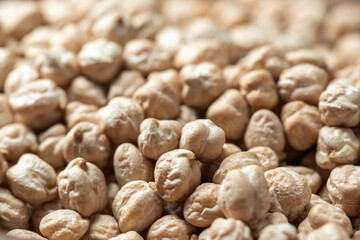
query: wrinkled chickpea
248 146 279 171
4 61 39 95
199 218 252 240
7 229 46 240
258 223 297 240
109 231 144 240
283 166 322 194
0 94 14 128
285 49 327 69
306 223 350 240
31 199 64 234
65 101 98 129
82 214 120 240
108 70 145 100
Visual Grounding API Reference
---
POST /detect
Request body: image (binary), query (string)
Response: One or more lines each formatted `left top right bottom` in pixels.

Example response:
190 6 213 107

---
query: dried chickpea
281 101 323 151
133 69 182 120
109 231 144 240
161 0 209 23
306 223 350 240
57 158 108 217
4 61 39 95
180 62 225 108
283 166 322 194
155 26 184 55
258 223 297 240
51 24 86 53
31 199 63 234
40 209 89 240
147 215 197 240
0 48 15 91
327 165 360 216
244 109 285 154
138 118 182 160
206 89 249 140
0 123 37 162
108 70 145 100
177 105 198 126
97 97 144 145
248 146 279 171
163 201 184 217
301 151 330 183
82 214 120 240
7 229 46 240
0 188 29 230
112 180 163 232
199 218 252 240
183 183 224 228
240 69 278 110
180 119 225 163
62 121 110 169
155 149 201 202
65 101 98 129
316 126 359 170
78 39 123 84
132 11 164 40
123 39 172 75
285 49 327 69
107 182 120 211
222 64 247 89
265 167 312 221
0 94 14 128
6 153 57 206
252 212 289 239
113 143 154 187
277 64 328 105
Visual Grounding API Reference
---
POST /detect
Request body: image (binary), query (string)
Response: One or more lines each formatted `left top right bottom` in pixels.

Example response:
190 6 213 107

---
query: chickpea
0 155 8 185
316 126 359 170
138 118 182 160
181 62 226 108
4 61 39 95
285 49 327 69
209 0 248 28
301 150 330 183
258 223 297 240
57 158 108 217
248 146 279 171
112 180 163 232
155 149 201 202
281 101 323 151
240 69 278 110
109 231 144 240
0 94 14 128
306 223 350 240
222 64 247 89
108 70 145 100
40 209 89 240
97 97 144 145
7 229 46 240
206 89 249 140
113 143 154 187
132 11 164 40
199 218 252 240
176 105 198 126
65 101 98 129
252 212 289 239
244 109 285 154
78 39 123 84
283 166 322 194
155 26 184 55
147 215 197 240
31 199 63 234
82 214 120 240
161 0 209 23
107 182 120 211
0 48 15 91
51 24 86 53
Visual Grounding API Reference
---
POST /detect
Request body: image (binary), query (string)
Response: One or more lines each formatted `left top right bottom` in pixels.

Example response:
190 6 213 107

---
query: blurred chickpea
78 39 123 84
244 109 285 154
155 26 184 54
180 119 225 163
133 69 182 120
4 61 39 95
123 39 172 75
285 49 327 69
97 97 144 145
0 94 14 128
51 24 86 53
283 166 322 194
7 229 46 240
57 158 108 217
209 0 248 28
176 105 198 126
109 231 144 240
281 101 323 151
0 48 15 91
199 218 252 240
132 11 164 40
31 199 63 234
206 89 249 140
82 214 120 240
112 180 163 232
113 143 154 187
248 146 279 171
306 223 350 240
65 101 98 129
252 212 289 239
222 64 247 89
258 223 297 240
0 155 8 185
240 69 278 110
161 0 209 23
180 62 225 108
108 70 145 100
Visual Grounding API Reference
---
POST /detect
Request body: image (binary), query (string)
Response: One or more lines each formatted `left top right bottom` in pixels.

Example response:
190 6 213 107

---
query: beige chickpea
4 61 39 95
252 212 289 239
113 143 154 187
199 218 252 240
68 76 107 107
206 89 249 140
298 194 330 222
123 39 172 75
316 126 359 170
301 150 331 183
97 97 144 145
258 223 297 240
283 166 322 194
183 183 224 228
108 70 145 100
112 180 163 232
180 62 226 108
132 11 164 40
306 223 350 240
82 214 120 240
265 167 312 221
109 231 144 240
155 26 184 55
65 101 98 129
138 118 182 160
155 149 201 202
162 0 209 23
0 155 8 185
0 48 15 91
218 166 270 227
209 0 247 28
62 121 110 169
248 146 279 172
40 209 89 240
327 165 360 216
57 158 108 217
133 69 182 120
7 229 46 240
222 64 247 89
0 94 14 128
31 199 63 234
240 70 278 110
107 182 120 211
78 39 123 84
244 109 285 154
281 101 323 151
163 201 184 217
6 153 57 206
8 79 67 131
177 105 198 126
0 188 29 230
180 119 225 163
0 123 37 162
319 81 360 127
147 215 197 240
51 24 86 53
285 49 327 69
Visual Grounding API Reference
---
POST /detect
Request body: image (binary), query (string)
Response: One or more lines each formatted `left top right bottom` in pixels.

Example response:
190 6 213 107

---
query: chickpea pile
1 0 360 239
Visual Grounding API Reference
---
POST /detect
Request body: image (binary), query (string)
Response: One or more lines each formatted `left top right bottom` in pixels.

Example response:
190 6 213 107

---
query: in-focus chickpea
0 94 14 128
113 143 154 187
7 229 46 240
199 218 252 240
176 105 198 126
316 126 359 170
206 89 249 140
281 101 323 151
65 101 98 129
285 49 327 69
183 183 224 228
240 69 278 110
108 70 145 100
31 199 63 234
248 146 279 171
112 180 163 232
306 223 350 240
283 166 322 194
57 158 108 217
109 231 144 240
78 39 123 84
4 61 39 95
147 215 197 240
40 209 89 240
155 149 201 202
82 214 120 240
0 48 15 91
180 62 226 108
258 223 297 240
